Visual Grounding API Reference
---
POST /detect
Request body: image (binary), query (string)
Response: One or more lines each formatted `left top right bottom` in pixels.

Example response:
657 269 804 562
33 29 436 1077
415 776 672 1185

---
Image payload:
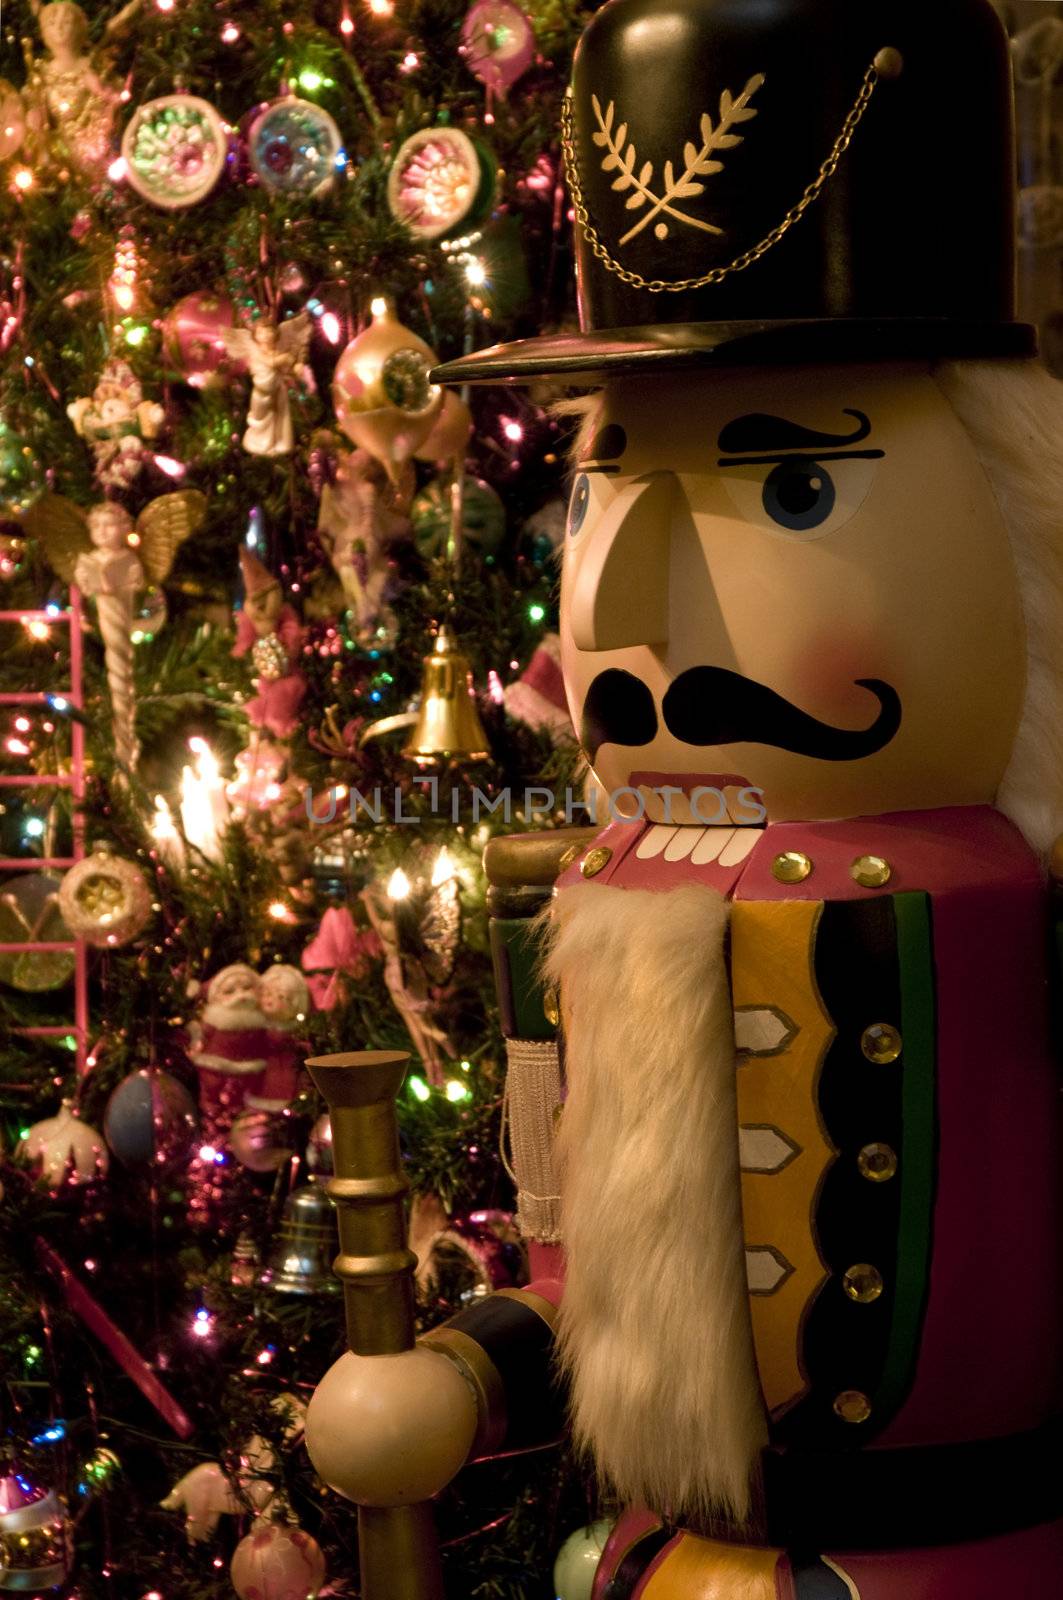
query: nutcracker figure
305 1 1063 1594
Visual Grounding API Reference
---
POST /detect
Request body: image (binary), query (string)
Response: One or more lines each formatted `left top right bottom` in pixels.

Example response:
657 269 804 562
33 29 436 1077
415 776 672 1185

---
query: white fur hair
543 880 766 1522
933 360 1063 857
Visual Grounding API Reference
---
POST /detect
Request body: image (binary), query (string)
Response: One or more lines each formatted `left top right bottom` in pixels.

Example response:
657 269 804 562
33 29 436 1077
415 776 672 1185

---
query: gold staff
304 1049 476 1600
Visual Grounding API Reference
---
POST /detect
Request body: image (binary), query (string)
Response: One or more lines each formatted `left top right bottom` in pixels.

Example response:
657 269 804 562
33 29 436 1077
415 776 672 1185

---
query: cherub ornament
26 490 206 769
22 2 120 178
18 1099 108 1189
232 549 307 738
66 359 165 492
221 314 311 457
160 1461 241 1544
315 436 412 643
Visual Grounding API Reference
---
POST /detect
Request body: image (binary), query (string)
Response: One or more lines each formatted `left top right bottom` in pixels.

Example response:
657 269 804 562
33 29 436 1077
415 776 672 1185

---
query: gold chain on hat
561 56 889 295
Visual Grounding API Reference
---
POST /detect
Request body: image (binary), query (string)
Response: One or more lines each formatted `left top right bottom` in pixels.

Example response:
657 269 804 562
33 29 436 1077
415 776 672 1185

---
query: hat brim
431 318 1038 387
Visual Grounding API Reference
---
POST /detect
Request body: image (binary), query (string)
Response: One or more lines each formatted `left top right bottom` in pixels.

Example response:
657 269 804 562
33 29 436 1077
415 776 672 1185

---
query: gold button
842 1263 884 1303
833 1389 872 1424
542 987 560 1026
580 846 612 878
857 1142 898 1182
557 844 580 875
861 1023 902 1064
851 854 892 888
771 851 812 884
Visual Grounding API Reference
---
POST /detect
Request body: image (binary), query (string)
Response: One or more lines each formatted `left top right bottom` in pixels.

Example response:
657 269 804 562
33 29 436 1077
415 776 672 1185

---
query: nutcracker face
559 363 1026 823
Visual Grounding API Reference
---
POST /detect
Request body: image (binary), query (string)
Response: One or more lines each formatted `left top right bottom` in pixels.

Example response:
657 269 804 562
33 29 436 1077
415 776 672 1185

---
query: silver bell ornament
260 1183 339 1296
0 1470 73 1592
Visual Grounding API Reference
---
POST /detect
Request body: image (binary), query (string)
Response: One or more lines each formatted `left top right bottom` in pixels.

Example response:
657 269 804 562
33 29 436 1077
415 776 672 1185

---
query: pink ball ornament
162 291 246 389
461 0 535 96
230 1522 326 1600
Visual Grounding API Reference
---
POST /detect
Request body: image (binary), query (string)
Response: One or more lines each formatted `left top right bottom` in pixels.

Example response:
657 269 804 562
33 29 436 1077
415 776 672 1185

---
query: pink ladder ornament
0 590 89 1074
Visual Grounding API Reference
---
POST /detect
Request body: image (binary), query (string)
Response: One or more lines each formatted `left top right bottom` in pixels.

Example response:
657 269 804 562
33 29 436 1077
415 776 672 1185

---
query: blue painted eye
762 456 836 531
568 473 591 538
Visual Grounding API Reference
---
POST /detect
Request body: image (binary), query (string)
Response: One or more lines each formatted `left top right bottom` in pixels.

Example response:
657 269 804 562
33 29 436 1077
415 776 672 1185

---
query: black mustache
581 667 901 762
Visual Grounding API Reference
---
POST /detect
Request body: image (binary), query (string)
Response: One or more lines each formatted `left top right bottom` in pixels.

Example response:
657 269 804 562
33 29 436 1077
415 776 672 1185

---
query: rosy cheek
789 629 896 713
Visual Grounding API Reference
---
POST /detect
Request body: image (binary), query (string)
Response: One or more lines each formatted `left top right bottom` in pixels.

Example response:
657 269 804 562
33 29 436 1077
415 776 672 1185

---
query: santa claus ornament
305 1 1063 1595
188 962 267 1144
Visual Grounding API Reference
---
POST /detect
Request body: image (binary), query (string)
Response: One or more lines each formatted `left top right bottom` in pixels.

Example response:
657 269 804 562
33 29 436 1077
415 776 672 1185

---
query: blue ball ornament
103 1068 198 1172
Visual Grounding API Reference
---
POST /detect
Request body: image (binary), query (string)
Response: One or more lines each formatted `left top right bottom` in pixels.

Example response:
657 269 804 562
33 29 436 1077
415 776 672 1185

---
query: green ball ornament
552 1521 614 1600
411 475 506 559
0 421 44 520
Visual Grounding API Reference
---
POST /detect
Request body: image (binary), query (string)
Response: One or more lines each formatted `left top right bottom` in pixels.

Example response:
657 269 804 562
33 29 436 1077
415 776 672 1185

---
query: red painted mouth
630 770 753 794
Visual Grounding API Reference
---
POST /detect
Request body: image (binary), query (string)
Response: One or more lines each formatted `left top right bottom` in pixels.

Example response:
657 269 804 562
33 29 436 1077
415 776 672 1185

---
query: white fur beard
544 881 766 1523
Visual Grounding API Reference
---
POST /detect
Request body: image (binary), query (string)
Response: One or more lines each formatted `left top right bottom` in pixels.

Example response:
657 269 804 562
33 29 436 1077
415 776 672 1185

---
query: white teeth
663 828 698 862
691 827 732 864
635 824 677 860
719 828 759 866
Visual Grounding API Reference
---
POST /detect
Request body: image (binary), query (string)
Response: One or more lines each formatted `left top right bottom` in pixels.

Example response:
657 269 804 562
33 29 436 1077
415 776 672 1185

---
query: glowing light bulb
13 167 34 191
387 867 411 900
180 740 229 860
431 846 456 887
368 0 393 14
321 311 341 344
465 259 487 287
268 900 294 922
528 602 546 624
502 418 523 442
221 22 240 41
409 1075 430 1102
340 14 355 35
107 157 127 183
153 454 186 478
24 817 45 839
14 716 30 732
370 295 389 317
400 51 419 71
25 618 51 641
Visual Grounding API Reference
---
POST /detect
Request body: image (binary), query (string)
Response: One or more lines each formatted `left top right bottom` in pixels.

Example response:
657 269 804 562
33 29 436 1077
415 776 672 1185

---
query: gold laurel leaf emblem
590 72 764 244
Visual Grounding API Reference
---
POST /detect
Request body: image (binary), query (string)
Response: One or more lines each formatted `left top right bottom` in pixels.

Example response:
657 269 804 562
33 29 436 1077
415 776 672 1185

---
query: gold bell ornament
332 300 443 482
403 624 490 764
260 1183 340 1296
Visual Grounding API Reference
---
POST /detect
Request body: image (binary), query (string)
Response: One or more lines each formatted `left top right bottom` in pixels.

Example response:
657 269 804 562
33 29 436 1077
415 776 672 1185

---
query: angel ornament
67 359 166 492
22 2 121 179
222 314 311 457
316 437 412 642
26 491 206 769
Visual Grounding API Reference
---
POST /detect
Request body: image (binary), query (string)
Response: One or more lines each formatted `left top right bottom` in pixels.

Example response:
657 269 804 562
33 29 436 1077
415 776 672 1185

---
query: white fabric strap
500 1037 563 1244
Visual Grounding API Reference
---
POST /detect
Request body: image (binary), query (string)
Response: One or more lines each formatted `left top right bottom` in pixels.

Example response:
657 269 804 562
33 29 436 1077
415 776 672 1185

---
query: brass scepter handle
306 1050 445 1600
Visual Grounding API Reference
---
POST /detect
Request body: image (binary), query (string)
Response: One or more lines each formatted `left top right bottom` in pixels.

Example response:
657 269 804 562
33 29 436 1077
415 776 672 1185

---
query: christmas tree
0 1 596 1593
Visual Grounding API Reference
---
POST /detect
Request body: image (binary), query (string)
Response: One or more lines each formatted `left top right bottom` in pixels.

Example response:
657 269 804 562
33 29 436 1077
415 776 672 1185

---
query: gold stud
851 854 892 888
857 1142 898 1182
771 851 812 884
580 846 612 878
874 46 904 80
557 844 581 875
542 987 560 1027
861 1023 902 1064
833 1389 872 1424
842 1263 884 1303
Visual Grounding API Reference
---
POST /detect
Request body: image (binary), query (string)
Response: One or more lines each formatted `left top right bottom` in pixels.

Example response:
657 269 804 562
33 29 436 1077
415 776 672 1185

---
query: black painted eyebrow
717 408 873 455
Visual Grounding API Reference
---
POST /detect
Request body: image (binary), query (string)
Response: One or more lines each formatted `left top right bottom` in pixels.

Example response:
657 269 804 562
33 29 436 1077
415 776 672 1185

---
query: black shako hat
432 0 1035 385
